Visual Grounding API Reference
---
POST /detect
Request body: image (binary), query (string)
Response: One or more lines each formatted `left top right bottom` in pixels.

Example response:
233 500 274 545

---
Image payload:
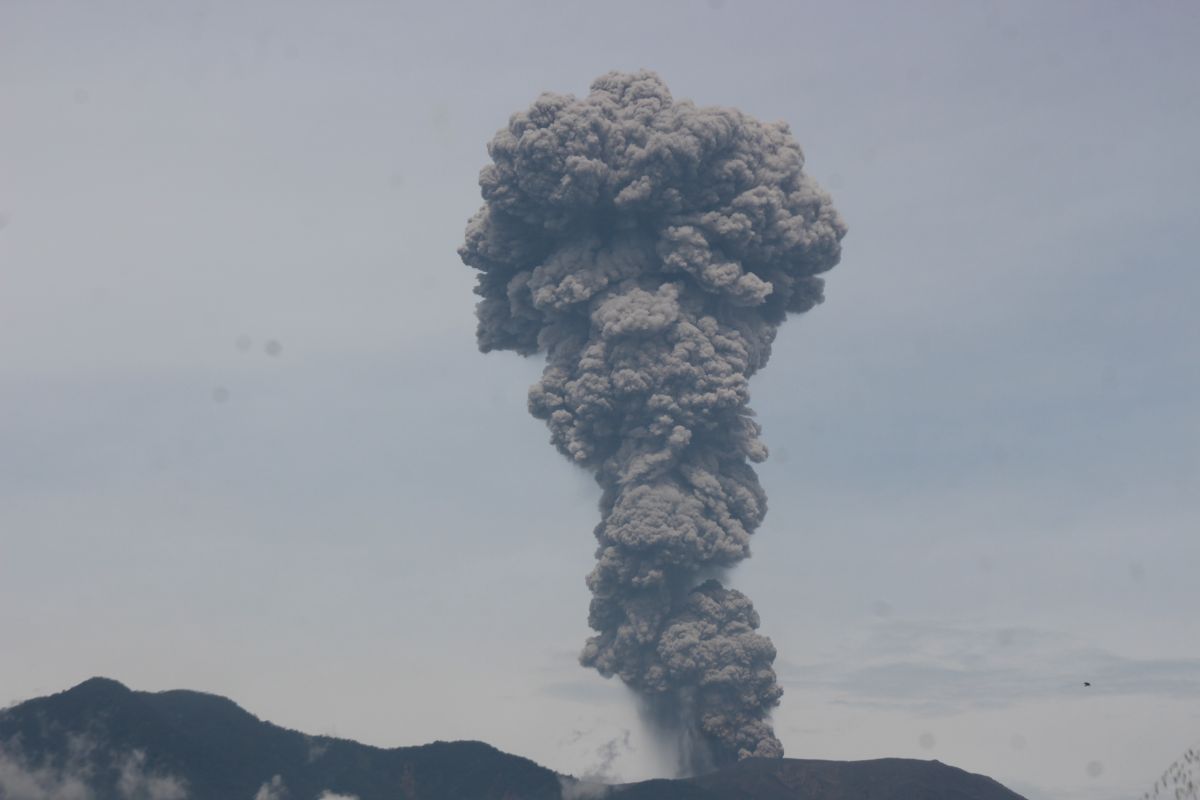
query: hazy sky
2 2 1198 799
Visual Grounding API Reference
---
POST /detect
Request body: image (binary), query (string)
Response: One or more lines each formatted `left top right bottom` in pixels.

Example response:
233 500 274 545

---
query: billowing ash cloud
460 71 845 772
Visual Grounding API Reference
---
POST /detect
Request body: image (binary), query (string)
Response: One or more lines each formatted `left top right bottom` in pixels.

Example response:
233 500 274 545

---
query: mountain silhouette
0 678 1028 800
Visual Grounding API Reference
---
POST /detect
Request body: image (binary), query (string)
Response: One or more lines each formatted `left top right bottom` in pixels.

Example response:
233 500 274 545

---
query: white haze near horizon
1 2 1198 799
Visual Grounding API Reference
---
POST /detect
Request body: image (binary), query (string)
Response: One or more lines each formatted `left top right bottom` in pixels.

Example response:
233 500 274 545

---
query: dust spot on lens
265 340 283 357
212 387 230 404
918 732 935 750
1009 733 1027 751
1086 760 1103 778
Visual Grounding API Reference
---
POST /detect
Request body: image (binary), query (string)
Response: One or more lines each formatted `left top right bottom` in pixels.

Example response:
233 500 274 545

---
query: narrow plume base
637 688 718 777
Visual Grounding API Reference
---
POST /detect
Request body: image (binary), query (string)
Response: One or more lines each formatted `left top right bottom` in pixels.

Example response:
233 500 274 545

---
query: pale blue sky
2 2 1198 799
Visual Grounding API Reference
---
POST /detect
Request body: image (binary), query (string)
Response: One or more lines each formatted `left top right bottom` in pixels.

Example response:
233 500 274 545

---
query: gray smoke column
459 71 846 772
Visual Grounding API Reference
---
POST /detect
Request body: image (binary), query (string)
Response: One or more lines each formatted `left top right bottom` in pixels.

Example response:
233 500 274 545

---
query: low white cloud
0 740 188 800
253 775 287 800
316 792 359 800
0 744 93 800
117 750 188 800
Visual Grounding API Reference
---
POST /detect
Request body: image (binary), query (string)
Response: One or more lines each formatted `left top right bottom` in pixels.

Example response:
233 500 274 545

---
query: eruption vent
459 71 846 772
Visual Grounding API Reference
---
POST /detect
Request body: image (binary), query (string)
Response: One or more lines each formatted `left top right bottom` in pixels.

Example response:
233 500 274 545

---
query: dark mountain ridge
0 678 1027 800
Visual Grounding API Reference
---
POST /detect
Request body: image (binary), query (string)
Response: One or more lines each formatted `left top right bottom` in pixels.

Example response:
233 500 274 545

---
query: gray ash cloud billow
459 71 845 772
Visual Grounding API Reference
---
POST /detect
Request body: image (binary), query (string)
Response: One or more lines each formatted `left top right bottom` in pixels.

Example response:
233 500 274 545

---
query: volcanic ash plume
459 71 846 771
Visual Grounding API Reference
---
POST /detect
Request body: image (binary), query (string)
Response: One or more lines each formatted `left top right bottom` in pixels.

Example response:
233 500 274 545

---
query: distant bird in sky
1083 682 1092 687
